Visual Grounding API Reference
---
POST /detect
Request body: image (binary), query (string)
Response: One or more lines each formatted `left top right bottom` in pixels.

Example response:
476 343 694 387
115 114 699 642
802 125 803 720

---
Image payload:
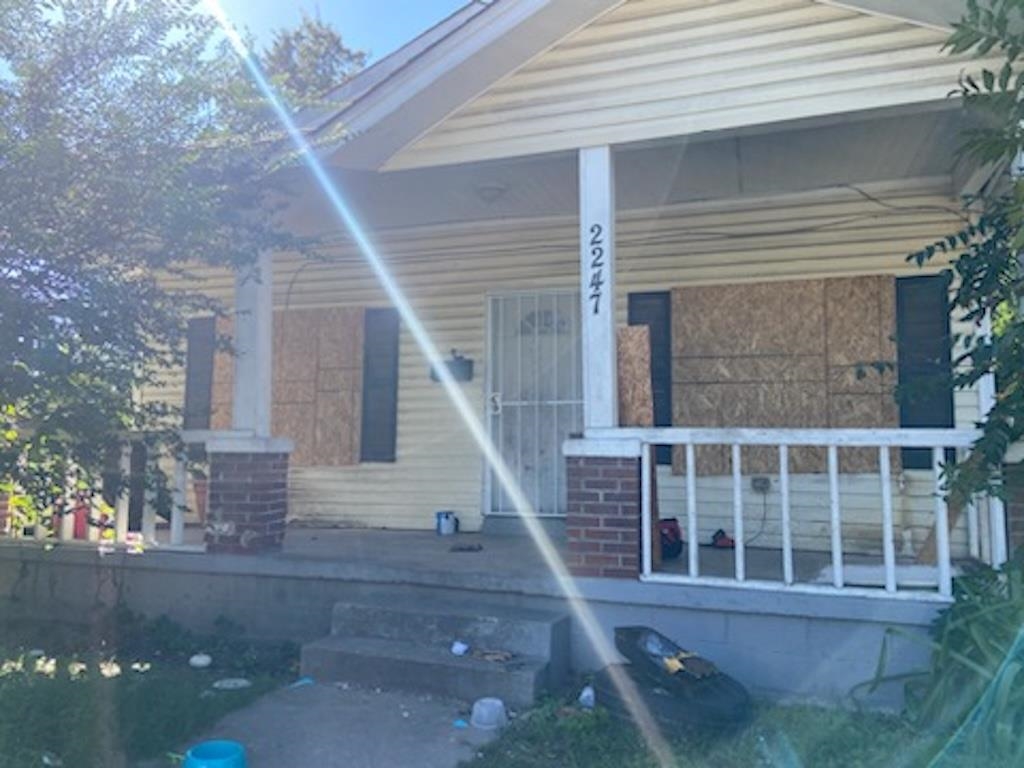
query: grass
463 700 939 768
0 614 297 768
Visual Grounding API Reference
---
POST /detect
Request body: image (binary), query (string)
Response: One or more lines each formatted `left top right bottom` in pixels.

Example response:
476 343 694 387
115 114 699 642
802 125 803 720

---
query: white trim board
814 0 965 32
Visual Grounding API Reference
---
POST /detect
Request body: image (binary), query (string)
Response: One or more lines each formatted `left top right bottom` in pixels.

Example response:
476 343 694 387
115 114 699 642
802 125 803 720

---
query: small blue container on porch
435 510 459 536
184 740 247 768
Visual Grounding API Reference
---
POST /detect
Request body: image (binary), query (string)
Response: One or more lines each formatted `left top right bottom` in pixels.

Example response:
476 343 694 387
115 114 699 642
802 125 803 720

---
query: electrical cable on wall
745 491 770 548
280 184 968 275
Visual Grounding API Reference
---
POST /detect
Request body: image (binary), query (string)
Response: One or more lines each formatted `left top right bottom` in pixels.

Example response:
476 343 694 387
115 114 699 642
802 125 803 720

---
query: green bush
870 556 1024 765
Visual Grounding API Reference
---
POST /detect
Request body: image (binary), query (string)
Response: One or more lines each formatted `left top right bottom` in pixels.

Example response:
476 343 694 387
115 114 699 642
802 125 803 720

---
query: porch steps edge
300 635 551 708
329 599 570 660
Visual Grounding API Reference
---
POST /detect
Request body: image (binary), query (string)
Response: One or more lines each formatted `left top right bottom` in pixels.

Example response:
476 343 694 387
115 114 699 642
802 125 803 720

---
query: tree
0 1 359 525
910 0 1024 513
263 11 366 101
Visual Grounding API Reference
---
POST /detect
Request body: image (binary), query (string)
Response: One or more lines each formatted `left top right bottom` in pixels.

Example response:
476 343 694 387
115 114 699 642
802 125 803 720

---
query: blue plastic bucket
183 740 247 768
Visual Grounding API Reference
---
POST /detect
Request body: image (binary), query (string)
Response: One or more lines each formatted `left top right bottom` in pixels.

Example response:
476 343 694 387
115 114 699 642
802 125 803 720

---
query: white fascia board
815 0 966 32
338 0 557 135
297 3 492 135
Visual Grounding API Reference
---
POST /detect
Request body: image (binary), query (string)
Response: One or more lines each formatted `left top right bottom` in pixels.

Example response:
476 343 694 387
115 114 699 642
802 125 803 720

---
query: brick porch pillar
565 452 641 579
205 436 293 554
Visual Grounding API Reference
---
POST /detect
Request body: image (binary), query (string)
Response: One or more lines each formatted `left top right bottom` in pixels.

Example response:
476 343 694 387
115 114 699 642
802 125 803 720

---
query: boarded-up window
186 308 365 467
272 307 364 467
896 275 954 469
360 308 401 463
183 317 216 430
671 276 899 474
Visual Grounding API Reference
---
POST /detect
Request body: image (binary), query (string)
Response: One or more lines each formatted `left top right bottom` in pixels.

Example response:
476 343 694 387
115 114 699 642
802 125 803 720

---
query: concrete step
300 635 552 708
329 598 570 662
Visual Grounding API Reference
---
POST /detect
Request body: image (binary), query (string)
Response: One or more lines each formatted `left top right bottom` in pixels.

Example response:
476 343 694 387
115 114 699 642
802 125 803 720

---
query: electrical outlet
751 476 771 495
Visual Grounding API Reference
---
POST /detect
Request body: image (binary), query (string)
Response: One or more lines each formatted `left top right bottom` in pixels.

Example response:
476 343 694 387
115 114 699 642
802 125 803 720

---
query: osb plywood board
273 307 364 468
314 394 360 467
674 355 825 385
826 277 885 365
317 367 361 395
276 379 317 405
618 326 654 427
672 383 830 428
828 394 901 474
669 444 828 478
272 402 318 466
674 280 826 359
274 309 320 383
671 381 829 474
671 276 900 476
318 307 365 368
209 307 365 467
826 276 899 397
617 325 660 565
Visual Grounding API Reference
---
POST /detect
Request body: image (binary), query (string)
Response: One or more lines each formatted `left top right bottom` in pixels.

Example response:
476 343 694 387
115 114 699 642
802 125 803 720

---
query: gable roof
311 0 623 169
315 0 969 171
298 1 492 137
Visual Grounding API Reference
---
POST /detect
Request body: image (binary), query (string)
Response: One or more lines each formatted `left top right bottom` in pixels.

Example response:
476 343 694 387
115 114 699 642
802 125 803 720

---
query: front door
487 291 582 516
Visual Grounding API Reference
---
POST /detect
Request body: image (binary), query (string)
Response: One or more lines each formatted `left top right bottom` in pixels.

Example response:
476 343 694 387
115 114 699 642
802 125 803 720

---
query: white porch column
979 309 1009 566
232 252 273 437
578 146 617 429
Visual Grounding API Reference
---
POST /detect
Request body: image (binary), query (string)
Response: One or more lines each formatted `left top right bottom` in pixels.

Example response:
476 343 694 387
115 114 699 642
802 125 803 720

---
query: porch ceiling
284 106 974 235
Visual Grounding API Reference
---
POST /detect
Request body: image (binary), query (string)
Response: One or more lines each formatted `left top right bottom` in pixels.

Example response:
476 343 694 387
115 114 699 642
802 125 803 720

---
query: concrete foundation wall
0 545 940 707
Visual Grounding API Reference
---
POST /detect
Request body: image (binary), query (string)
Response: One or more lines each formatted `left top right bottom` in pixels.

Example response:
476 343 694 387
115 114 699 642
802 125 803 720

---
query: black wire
744 492 770 547
280 184 969 271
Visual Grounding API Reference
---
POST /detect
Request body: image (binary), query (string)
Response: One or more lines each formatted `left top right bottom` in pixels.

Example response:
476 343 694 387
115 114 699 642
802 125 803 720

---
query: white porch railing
2 442 195 550
113 444 192 549
590 427 1007 600
95 444 192 549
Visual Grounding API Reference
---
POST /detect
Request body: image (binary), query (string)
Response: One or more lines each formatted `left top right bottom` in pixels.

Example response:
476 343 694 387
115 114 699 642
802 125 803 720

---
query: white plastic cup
470 697 508 731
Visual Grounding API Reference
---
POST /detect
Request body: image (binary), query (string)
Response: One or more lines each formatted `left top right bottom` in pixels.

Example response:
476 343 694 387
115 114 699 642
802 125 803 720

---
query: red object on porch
659 518 683 560
711 529 735 550
73 505 89 540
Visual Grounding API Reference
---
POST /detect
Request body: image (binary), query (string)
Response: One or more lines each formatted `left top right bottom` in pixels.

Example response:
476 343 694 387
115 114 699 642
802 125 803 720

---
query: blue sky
218 1 470 61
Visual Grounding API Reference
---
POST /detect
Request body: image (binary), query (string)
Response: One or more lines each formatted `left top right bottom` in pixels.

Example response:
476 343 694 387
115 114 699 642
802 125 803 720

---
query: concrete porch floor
159 523 896 588
289 528 923 588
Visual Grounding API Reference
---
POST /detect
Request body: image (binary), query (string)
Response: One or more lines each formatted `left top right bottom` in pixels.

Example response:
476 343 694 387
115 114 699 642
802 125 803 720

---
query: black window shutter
628 292 673 465
128 440 148 530
360 308 401 462
896 276 954 469
183 316 216 430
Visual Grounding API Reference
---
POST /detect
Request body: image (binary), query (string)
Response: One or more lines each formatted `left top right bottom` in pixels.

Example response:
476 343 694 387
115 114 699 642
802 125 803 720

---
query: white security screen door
486 291 583 516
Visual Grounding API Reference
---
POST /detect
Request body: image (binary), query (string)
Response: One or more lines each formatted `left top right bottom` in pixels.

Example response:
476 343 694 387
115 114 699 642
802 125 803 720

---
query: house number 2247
588 223 605 315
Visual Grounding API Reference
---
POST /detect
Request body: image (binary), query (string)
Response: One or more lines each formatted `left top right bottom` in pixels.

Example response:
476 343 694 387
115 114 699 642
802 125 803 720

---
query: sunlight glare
203 2 676 763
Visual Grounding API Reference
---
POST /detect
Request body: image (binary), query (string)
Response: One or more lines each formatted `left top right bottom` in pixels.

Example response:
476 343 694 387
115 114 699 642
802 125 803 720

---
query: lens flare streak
203 3 675 763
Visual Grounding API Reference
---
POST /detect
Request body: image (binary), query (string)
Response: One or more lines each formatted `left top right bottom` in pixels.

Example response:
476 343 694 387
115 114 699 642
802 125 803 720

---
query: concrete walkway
186 683 494 768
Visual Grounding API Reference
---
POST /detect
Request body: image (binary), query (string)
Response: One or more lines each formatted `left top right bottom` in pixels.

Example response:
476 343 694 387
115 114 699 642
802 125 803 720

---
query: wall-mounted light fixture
430 349 474 383
473 181 509 204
